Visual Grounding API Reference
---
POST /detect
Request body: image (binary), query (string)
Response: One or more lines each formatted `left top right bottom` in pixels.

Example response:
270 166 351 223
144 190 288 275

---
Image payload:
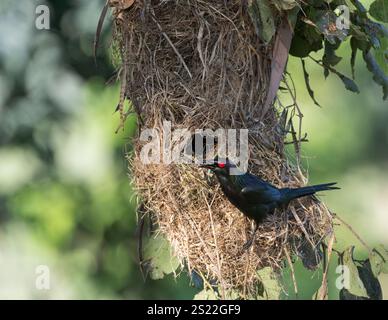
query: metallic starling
200 158 339 249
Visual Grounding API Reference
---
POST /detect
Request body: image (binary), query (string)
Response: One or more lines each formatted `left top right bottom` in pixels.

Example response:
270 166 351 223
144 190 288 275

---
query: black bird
200 158 339 249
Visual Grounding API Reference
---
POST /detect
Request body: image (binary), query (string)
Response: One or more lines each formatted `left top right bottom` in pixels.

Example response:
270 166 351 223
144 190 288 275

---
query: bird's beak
199 164 214 169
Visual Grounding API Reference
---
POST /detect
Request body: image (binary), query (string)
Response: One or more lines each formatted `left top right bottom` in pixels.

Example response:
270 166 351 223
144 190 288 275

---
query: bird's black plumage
200 158 339 224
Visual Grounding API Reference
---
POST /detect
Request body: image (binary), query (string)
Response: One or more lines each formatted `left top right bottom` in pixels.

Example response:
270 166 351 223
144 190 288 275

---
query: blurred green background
0 0 386 299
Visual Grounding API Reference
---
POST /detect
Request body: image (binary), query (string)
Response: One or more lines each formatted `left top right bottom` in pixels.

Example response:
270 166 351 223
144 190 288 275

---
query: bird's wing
239 176 281 204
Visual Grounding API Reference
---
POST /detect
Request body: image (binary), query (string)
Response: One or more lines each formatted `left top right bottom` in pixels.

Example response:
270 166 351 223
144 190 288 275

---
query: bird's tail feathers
284 182 339 201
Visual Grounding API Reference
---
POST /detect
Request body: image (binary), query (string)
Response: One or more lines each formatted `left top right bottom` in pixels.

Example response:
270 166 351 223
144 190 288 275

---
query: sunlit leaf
313 233 334 300
351 0 368 17
341 246 368 298
370 245 388 277
272 0 298 11
287 6 300 29
225 290 241 300
143 233 180 280
340 259 383 300
248 0 276 44
338 73 360 93
193 289 218 300
256 267 282 300
350 24 369 42
323 41 342 67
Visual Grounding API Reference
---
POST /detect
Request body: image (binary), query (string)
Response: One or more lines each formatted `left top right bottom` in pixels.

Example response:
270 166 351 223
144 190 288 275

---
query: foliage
338 245 388 299
256 267 282 300
248 0 388 101
292 0 387 100
248 0 276 44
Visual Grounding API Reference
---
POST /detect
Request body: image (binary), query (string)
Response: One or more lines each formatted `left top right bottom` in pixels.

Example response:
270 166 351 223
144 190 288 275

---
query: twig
137 210 147 280
151 13 193 79
290 207 315 249
284 77 304 169
333 214 372 253
284 247 298 299
202 190 225 300
316 232 335 300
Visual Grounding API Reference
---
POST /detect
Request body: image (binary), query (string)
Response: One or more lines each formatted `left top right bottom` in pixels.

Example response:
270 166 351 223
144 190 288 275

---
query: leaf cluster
339 245 388 300
248 0 388 101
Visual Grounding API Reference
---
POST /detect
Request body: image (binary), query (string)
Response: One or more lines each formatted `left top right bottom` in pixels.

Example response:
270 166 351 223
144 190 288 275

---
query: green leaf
193 289 218 300
358 260 383 299
340 259 383 300
344 0 358 11
350 37 358 79
143 233 180 280
363 50 388 100
373 37 388 75
338 72 360 93
313 283 328 300
256 267 282 300
302 59 322 107
327 67 360 93
351 0 368 17
248 0 276 44
350 24 369 42
370 245 388 277
362 19 388 49
341 246 369 298
224 290 241 300
272 0 298 11
287 6 300 29
369 0 388 23
350 35 372 79
323 41 342 67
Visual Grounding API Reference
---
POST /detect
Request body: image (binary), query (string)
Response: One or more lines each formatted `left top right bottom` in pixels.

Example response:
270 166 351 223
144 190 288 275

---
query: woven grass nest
112 0 334 298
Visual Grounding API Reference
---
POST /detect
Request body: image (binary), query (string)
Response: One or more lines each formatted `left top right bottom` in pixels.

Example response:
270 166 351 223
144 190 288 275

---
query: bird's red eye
217 162 226 168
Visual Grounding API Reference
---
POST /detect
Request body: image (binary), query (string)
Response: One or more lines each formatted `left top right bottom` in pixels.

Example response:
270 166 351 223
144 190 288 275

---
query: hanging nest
112 0 334 298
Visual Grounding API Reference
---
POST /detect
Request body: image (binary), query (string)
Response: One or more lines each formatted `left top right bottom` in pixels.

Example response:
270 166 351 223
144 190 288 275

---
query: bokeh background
0 0 387 299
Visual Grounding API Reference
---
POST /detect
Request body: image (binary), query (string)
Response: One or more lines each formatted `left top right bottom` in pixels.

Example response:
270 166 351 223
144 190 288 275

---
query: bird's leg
243 222 258 251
